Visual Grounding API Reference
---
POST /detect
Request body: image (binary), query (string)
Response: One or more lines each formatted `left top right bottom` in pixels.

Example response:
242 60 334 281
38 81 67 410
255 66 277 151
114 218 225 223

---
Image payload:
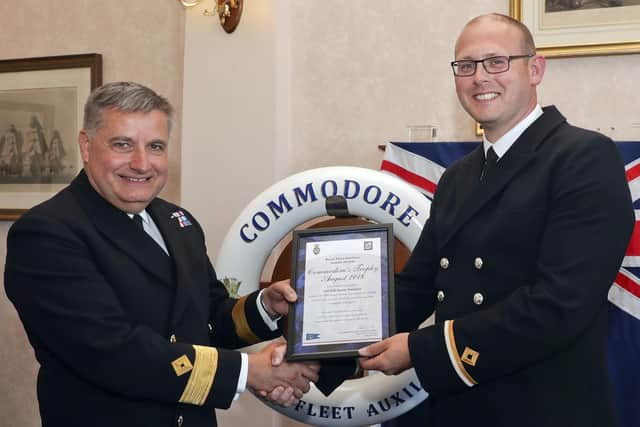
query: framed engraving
287 223 395 361
0 54 102 220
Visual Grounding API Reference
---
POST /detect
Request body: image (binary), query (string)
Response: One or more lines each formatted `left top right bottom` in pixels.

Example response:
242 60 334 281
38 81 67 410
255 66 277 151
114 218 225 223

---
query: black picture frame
286 223 395 361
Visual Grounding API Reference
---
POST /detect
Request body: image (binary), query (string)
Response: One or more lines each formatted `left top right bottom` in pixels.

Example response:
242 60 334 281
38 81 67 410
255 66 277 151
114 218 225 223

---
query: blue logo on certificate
306 333 321 340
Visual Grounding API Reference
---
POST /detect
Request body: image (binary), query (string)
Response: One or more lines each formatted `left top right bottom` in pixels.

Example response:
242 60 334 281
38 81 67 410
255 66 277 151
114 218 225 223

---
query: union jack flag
382 141 640 427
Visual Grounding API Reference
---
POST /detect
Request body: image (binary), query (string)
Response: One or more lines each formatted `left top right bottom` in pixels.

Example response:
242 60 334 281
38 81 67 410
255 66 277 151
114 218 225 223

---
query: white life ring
216 166 431 426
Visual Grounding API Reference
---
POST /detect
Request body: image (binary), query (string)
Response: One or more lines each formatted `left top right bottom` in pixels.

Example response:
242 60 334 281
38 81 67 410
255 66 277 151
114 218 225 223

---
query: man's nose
473 63 491 83
129 146 150 171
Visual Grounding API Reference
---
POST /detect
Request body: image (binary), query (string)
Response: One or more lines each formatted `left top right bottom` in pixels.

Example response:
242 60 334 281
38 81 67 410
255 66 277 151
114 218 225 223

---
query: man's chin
113 195 155 213
463 105 493 125
118 204 151 214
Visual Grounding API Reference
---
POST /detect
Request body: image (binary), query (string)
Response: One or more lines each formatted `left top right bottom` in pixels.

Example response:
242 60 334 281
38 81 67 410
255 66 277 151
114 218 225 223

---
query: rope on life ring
216 166 431 426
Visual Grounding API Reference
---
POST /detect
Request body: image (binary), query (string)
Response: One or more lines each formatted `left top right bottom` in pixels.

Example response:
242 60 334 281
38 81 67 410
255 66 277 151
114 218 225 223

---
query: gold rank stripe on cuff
231 295 260 344
178 345 218 406
443 320 478 387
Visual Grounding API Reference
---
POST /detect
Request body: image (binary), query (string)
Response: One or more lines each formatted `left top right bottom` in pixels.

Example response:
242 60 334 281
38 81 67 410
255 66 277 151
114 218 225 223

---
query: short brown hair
465 13 536 54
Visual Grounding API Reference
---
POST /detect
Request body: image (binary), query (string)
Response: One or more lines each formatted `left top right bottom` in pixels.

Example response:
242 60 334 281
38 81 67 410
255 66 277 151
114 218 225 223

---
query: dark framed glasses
451 54 533 77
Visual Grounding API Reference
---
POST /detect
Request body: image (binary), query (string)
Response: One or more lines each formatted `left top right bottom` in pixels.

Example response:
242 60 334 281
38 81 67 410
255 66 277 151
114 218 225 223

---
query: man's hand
261 279 297 318
358 332 412 375
248 341 319 407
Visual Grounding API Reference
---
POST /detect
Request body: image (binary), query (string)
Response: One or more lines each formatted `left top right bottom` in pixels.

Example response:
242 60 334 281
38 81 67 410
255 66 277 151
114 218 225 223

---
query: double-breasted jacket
396 106 634 426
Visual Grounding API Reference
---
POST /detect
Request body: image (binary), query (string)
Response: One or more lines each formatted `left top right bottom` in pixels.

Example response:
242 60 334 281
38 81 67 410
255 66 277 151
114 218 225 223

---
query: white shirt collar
126 209 150 225
125 208 169 255
483 104 543 159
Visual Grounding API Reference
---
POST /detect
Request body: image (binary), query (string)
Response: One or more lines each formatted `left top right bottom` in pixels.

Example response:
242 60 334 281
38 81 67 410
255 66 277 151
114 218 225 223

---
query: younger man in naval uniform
359 13 634 427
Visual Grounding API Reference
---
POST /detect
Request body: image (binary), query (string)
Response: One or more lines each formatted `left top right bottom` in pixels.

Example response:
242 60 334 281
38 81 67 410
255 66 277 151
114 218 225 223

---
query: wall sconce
178 0 243 34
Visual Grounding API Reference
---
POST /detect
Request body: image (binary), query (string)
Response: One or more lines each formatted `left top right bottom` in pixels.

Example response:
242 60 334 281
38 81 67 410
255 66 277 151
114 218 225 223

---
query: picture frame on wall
510 0 640 57
0 54 102 220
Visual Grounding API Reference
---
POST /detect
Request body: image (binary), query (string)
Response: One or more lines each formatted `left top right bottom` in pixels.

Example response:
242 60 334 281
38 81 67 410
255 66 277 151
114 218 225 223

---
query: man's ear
530 54 546 86
78 130 90 163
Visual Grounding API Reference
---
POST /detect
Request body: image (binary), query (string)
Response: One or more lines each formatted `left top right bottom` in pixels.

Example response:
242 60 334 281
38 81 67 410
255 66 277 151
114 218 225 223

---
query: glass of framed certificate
286 223 395 361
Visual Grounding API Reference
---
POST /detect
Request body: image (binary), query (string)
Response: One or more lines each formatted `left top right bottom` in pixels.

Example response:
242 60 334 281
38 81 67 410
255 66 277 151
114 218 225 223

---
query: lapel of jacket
148 201 201 327
69 171 173 287
438 106 566 249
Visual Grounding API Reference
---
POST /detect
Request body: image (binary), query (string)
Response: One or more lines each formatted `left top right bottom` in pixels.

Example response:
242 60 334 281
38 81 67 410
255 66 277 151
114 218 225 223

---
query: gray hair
83 82 174 136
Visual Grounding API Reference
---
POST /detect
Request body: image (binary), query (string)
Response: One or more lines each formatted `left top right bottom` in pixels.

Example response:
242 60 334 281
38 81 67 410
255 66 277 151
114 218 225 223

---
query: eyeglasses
450 55 533 77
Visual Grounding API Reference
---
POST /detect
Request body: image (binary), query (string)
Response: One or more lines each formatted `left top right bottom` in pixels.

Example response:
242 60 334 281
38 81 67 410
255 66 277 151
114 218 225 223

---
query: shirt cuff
256 289 280 331
234 352 249 400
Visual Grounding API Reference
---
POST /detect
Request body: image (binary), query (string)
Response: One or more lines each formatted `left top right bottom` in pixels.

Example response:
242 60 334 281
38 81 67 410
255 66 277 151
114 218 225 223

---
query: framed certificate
286 223 395 361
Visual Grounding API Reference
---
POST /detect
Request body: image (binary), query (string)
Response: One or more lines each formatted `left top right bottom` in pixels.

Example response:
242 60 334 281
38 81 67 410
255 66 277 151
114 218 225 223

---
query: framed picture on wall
0 54 102 220
510 0 640 57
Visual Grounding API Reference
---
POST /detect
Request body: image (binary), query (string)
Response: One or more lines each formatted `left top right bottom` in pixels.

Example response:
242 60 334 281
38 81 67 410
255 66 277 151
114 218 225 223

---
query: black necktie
480 147 498 181
132 214 144 230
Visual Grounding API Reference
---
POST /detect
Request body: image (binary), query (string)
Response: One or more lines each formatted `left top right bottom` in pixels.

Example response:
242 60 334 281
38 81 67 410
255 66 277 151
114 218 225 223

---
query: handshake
243 278 409 408
247 340 319 407
247 280 321 407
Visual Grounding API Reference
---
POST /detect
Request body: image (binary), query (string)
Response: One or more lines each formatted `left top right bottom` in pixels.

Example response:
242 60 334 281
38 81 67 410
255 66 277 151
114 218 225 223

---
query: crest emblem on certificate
364 240 373 251
312 244 320 255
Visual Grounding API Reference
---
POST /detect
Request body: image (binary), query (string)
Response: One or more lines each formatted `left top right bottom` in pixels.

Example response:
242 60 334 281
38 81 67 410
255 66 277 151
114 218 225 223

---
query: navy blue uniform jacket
5 170 279 427
396 106 634 426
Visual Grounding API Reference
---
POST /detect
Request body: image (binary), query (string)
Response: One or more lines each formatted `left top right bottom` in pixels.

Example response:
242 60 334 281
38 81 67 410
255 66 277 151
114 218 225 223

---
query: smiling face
79 108 169 213
454 17 545 141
